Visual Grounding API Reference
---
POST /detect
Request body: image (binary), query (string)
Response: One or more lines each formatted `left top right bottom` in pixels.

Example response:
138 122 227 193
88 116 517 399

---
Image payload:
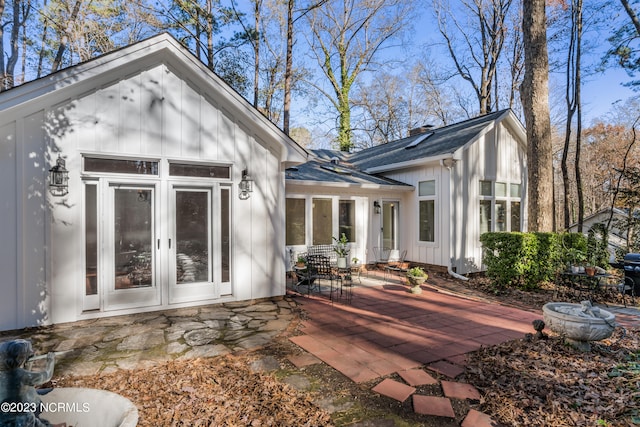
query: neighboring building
568 207 636 261
0 34 307 331
285 110 528 275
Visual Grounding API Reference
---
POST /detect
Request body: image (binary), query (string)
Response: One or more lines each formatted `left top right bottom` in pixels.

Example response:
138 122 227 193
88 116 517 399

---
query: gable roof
0 33 308 164
350 109 523 173
285 109 524 187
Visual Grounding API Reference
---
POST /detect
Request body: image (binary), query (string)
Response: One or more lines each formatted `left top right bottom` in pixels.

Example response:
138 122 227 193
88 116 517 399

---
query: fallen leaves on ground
465 328 640 426
54 354 332 427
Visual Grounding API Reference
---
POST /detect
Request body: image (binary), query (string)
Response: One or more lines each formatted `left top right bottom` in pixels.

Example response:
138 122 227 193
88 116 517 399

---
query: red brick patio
288 277 540 422
290 281 539 383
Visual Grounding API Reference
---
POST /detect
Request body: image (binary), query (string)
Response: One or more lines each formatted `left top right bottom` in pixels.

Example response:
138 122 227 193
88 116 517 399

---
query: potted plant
584 254 598 277
295 255 306 268
566 248 587 273
406 266 428 294
332 233 350 268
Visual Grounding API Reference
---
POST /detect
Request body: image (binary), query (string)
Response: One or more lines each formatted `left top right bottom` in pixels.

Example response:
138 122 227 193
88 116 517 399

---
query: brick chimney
409 125 434 137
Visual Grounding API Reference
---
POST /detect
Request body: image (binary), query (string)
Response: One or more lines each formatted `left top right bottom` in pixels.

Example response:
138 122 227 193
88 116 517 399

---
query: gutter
364 153 455 174
440 158 468 281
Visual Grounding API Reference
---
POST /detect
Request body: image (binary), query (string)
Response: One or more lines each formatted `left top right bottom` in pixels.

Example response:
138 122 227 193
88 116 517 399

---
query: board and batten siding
0 56 290 330
380 164 451 269
455 121 527 274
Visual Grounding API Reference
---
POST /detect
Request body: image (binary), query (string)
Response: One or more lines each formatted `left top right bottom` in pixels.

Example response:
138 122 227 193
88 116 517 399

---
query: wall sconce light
239 168 253 200
373 200 381 214
49 154 69 197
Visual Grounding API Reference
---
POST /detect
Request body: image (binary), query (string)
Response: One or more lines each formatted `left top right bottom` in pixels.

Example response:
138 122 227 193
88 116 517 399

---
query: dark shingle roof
350 110 509 171
286 110 514 186
285 158 410 187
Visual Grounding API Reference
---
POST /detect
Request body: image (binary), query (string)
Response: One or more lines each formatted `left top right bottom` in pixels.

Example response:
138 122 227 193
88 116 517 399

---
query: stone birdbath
542 301 616 351
0 339 138 427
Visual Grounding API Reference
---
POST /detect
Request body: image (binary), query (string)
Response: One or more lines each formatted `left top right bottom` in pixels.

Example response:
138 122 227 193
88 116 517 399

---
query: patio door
104 183 161 311
382 201 399 250
168 185 221 303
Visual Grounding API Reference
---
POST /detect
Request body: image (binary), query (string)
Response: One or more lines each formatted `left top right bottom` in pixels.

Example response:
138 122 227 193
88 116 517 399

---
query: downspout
440 158 468 281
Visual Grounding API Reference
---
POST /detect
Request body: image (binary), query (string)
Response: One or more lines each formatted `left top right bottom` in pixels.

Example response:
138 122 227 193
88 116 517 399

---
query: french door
169 184 220 304
83 179 231 312
382 201 399 250
103 183 161 311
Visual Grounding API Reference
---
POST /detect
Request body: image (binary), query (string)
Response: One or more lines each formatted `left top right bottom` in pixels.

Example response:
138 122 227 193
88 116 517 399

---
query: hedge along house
0 34 308 331
285 110 527 275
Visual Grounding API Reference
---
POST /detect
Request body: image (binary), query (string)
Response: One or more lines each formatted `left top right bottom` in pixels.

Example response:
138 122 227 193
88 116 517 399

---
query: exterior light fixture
239 168 254 200
49 155 69 197
373 200 381 214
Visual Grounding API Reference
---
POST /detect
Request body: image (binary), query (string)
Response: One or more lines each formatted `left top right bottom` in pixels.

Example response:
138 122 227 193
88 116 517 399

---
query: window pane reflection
312 198 332 245
114 188 153 289
176 191 209 284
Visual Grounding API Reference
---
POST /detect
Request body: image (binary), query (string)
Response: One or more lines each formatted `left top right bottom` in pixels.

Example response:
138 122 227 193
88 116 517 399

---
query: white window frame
417 179 437 244
479 180 522 235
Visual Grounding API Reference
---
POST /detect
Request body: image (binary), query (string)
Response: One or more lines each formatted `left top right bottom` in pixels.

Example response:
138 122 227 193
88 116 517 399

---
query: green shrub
480 232 585 290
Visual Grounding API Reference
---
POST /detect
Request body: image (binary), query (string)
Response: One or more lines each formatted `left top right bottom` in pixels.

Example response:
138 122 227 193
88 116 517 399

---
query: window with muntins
479 180 522 234
339 200 356 242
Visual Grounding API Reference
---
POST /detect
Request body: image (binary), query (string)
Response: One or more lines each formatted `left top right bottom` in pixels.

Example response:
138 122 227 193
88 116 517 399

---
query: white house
0 34 307 331
285 110 528 275
568 207 636 261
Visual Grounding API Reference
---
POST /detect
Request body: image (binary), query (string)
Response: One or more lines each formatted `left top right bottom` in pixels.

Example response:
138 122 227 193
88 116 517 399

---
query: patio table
557 271 611 302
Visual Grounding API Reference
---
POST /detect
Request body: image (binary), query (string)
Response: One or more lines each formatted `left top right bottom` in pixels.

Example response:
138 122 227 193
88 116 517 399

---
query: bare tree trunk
561 0 585 231
607 116 640 230
283 0 293 135
4 0 21 89
620 0 640 35
206 0 214 69
433 0 512 115
253 0 261 108
36 0 49 78
574 0 584 232
521 0 554 232
51 0 82 72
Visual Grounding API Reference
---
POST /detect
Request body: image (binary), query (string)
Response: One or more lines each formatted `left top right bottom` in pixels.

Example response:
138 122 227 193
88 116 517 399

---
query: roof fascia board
454 119 497 156
285 180 414 191
364 153 454 174
0 36 170 112
452 110 527 159
502 110 527 143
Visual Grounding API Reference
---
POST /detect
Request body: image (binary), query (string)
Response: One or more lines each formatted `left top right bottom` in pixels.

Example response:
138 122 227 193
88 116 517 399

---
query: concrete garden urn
406 267 428 294
542 301 616 351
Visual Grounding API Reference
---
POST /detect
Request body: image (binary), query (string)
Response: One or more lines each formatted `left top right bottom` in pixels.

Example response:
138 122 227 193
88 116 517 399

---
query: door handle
157 239 160 250
169 238 172 249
